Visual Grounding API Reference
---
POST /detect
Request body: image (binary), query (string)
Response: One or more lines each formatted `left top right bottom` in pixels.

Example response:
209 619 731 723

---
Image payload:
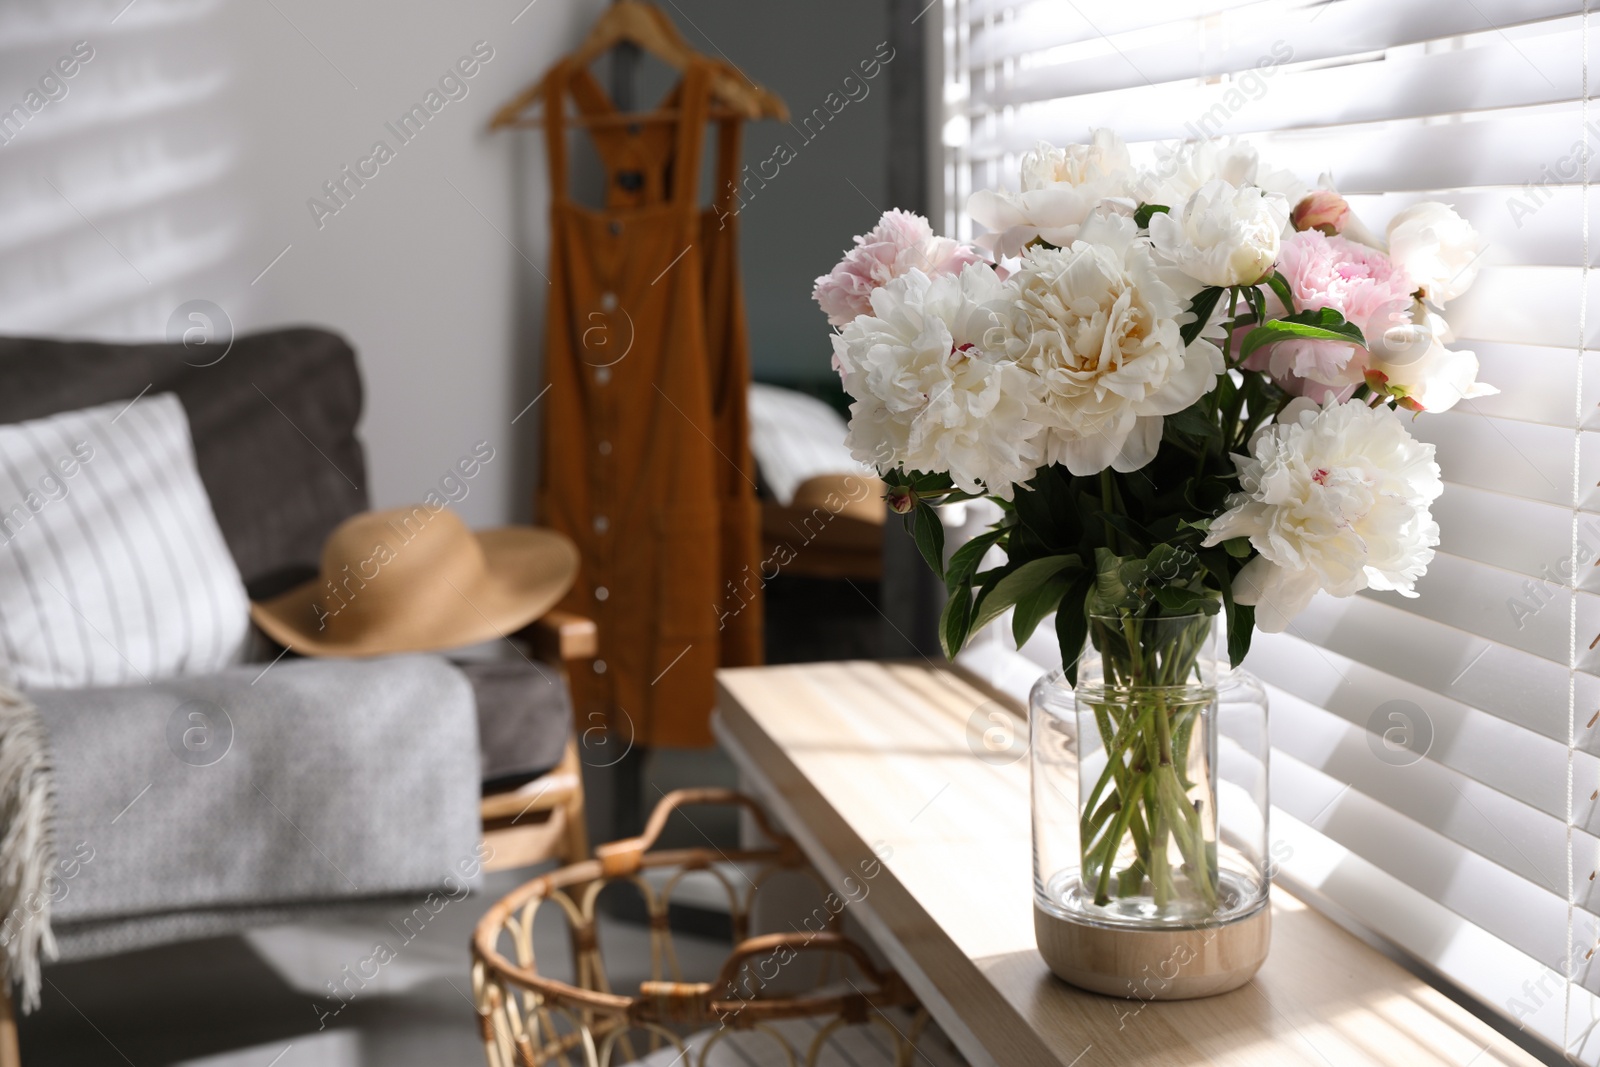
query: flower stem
1100 469 1119 554
1079 613 1220 915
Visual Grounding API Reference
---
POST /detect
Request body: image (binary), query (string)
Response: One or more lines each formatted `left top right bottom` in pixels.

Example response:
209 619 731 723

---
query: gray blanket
31 654 482 963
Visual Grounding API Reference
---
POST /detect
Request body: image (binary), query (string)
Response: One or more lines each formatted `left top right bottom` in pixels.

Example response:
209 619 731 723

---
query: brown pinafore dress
537 56 762 750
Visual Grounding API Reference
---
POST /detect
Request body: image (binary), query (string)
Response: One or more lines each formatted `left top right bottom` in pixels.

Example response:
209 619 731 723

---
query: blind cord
1570 0 1590 1052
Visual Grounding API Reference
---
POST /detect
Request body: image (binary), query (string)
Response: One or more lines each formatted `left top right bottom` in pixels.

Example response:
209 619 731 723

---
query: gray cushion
454 658 573 789
0 328 368 599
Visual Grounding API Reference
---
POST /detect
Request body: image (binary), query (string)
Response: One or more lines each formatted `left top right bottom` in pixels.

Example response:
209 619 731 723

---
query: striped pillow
0 392 250 689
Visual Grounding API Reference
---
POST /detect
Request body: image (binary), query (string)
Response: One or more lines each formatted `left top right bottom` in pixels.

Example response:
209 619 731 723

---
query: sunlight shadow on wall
0 0 249 340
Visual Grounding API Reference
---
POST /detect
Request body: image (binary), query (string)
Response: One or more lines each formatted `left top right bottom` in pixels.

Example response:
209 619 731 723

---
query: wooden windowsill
714 660 1540 1067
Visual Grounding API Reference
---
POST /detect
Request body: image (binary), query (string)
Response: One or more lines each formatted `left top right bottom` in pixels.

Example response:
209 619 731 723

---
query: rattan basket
470 788 944 1067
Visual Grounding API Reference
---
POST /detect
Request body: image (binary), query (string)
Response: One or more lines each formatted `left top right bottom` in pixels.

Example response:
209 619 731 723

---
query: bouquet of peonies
812 132 1493 913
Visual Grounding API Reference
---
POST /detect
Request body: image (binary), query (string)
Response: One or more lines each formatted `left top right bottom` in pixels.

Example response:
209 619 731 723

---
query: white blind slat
1260 596 1597 751
1463 343 1600 428
1408 408 1584 509
971 105 1596 192
1272 690 1585 905
1431 482 1600 585
1250 632 1593 826
1272 808 1591 1053
974 18 1593 129
969 0 1584 70
1273 748 1574 974
1355 552 1600 668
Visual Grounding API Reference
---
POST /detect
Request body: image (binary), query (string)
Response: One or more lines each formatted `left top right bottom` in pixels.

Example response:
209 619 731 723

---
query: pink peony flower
1247 229 1416 390
812 210 987 327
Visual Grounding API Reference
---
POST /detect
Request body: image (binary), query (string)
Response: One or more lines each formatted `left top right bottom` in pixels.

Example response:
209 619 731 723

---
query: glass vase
1030 612 1270 999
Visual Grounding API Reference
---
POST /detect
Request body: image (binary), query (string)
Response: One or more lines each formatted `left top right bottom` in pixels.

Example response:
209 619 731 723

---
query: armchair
0 328 590 1067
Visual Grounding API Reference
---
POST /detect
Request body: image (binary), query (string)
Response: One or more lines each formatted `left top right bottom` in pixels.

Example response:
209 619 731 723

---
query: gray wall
650 0 893 387
0 0 889 527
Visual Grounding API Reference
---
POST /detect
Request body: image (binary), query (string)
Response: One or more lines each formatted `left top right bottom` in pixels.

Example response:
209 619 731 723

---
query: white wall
0 0 889 528
0 0 605 528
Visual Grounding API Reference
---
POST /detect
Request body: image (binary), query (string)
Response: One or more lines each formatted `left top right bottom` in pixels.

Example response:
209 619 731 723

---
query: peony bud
1290 190 1349 236
885 485 917 515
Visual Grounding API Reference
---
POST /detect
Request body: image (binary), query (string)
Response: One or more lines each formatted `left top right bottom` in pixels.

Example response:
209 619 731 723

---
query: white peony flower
1385 201 1483 306
966 131 1136 258
988 212 1225 476
1136 138 1307 216
1149 180 1290 287
1202 398 1443 633
833 263 1042 498
1364 306 1498 413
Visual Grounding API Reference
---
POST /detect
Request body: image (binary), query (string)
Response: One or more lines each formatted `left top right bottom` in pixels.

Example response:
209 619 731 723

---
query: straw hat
791 473 886 526
250 505 579 657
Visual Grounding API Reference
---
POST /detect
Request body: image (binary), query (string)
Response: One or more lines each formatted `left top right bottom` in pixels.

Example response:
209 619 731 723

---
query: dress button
598 440 612 456
609 220 623 236
595 586 609 601
600 291 618 312
595 367 611 385
593 659 607 675
593 515 610 534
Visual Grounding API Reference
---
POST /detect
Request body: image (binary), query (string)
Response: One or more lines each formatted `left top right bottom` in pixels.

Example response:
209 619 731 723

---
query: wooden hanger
489 0 788 130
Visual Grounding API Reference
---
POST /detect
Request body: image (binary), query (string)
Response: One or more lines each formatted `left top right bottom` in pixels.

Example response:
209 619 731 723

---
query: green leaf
1088 548 1148 615
912 503 945 581
906 470 954 493
1133 203 1170 228
1013 567 1075 648
1180 286 1226 347
1092 546 1125 599
940 582 974 659
1055 572 1094 686
1012 466 1082 551
1239 307 1366 362
1145 543 1202 586
1264 271 1295 315
1162 404 1222 442
1223 536 1252 558
945 527 1007 592
1200 548 1255 668
1285 305 1365 335
1153 586 1220 615
1240 283 1267 328
1098 511 1152 555
970 555 1082 637
1229 604 1256 666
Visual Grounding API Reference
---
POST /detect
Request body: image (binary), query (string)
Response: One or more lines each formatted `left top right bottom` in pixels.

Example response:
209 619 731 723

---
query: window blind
937 0 1600 1058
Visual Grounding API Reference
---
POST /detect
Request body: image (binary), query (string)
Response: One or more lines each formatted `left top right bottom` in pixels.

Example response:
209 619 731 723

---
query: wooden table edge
713 701 1032 1067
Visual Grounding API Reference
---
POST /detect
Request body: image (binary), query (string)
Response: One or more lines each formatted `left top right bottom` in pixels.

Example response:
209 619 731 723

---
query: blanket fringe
0 684 55 1012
